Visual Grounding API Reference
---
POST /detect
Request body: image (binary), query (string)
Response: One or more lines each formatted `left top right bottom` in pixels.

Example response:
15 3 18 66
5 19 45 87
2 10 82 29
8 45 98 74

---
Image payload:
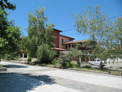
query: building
53 28 93 53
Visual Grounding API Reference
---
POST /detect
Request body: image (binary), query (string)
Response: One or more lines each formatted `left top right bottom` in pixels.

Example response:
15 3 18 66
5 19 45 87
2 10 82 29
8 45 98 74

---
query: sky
8 0 122 41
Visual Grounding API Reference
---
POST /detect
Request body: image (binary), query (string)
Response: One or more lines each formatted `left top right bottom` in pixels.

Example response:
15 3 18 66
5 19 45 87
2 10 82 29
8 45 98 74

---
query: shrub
82 65 91 69
27 58 32 62
77 59 81 67
52 58 58 65
70 63 76 68
59 54 71 69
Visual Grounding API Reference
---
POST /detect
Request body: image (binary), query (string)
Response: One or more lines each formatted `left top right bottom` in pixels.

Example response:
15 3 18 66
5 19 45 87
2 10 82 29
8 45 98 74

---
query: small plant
27 58 32 62
52 58 58 65
66 63 70 68
59 54 71 69
82 65 91 69
70 63 76 68
77 59 81 67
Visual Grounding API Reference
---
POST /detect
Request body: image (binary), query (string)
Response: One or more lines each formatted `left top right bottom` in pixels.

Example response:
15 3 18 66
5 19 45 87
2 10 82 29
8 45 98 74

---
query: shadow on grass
0 72 55 92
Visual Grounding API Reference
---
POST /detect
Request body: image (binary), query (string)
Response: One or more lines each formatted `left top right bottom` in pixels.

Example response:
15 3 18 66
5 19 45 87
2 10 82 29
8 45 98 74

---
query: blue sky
8 0 122 41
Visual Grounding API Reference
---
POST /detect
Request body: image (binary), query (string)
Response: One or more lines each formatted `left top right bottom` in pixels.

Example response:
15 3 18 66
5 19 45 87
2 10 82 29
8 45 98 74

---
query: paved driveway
0 61 122 92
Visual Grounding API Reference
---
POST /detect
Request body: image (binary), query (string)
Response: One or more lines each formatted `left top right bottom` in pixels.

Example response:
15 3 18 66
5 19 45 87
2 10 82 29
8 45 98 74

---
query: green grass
0 65 4 68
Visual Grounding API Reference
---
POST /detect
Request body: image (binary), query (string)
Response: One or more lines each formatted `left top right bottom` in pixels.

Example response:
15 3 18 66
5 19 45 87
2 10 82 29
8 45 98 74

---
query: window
62 39 63 44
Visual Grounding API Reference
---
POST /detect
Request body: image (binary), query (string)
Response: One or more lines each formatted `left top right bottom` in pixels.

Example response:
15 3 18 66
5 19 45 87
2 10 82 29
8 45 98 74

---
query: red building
53 28 94 53
53 28 62 48
53 28 75 51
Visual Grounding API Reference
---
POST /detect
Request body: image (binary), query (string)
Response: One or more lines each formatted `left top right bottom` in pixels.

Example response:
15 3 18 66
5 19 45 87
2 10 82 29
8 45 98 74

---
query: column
22 53 24 58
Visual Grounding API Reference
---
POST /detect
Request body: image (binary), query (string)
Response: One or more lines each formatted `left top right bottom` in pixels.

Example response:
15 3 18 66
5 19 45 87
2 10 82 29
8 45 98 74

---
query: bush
66 63 70 68
27 58 32 62
52 58 58 65
59 54 71 69
70 63 76 68
37 44 57 63
82 65 91 69
77 60 81 67
5 52 18 60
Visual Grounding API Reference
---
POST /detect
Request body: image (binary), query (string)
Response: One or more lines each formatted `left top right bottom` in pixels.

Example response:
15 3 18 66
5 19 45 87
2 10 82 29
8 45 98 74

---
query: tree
0 0 16 10
74 5 113 46
113 17 122 49
27 8 56 63
0 1 21 60
106 17 122 59
74 5 114 59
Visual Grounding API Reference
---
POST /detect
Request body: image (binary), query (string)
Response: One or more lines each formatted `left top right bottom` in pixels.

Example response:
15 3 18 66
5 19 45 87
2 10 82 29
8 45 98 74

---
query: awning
53 48 66 51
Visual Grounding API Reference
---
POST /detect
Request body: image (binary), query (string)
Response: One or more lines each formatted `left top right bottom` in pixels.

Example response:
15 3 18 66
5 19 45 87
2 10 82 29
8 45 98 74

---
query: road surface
0 61 122 92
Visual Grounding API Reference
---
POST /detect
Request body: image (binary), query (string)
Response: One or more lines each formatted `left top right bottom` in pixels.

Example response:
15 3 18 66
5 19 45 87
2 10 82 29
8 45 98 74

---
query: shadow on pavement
23 73 55 84
3 64 27 68
0 72 55 92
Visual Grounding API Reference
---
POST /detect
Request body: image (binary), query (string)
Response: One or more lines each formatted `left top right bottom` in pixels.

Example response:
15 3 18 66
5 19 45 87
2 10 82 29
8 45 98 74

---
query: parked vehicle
88 58 105 66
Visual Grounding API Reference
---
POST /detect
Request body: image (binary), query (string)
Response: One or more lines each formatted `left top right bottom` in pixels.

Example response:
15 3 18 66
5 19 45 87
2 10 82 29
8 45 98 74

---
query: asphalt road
0 61 122 92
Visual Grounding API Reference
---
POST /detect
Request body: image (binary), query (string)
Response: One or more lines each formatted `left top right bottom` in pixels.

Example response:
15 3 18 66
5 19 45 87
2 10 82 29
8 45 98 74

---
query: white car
88 58 105 66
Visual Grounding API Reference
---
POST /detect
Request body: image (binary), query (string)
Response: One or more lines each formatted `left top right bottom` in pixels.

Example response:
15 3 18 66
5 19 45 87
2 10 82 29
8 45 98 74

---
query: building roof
60 35 75 40
54 28 62 32
64 39 88 44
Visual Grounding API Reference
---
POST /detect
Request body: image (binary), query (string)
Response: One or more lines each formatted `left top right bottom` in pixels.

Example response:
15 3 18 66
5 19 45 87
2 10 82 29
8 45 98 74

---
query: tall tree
27 8 56 63
74 5 113 45
107 17 122 58
0 1 21 59
74 5 115 62
113 17 122 49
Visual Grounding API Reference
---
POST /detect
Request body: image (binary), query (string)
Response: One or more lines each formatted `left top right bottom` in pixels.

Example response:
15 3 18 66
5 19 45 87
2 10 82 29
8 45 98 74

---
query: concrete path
0 61 122 92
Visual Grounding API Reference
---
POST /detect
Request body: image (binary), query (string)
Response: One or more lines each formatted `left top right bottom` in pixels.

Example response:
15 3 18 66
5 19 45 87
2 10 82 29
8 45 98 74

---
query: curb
0 68 7 71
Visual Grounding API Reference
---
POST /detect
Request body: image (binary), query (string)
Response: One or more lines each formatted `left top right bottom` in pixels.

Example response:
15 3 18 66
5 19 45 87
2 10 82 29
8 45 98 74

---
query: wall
54 29 60 48
59 36 71 48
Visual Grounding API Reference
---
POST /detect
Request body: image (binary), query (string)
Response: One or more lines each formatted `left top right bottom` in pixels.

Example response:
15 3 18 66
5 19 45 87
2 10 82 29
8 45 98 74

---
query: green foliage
70 62 76 68
52 58 58 65
74 5 111 42
37 43 56 63
82 65 91 69
69 47 83 58
59 54 71 68
0 5 21 59
27 58 32 62
59 47 83 68
22 8 56 63
5 51 18 60
74 5 121 60
77 59 81 67
19 36 30 57
113 17 122 49
0 0 16 10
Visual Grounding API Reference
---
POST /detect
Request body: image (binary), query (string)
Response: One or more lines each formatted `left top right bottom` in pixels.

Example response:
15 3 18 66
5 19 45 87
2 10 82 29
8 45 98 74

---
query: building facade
53 28 93 53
